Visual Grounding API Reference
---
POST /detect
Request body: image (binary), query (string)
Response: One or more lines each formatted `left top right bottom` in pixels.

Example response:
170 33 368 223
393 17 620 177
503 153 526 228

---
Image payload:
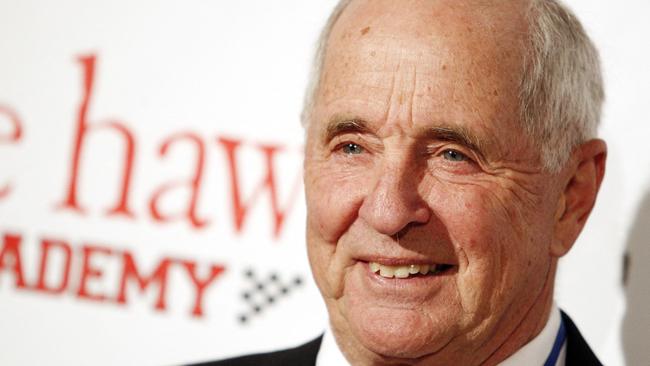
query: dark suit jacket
190 312 602 366
561 311 603 366
189 337 322 366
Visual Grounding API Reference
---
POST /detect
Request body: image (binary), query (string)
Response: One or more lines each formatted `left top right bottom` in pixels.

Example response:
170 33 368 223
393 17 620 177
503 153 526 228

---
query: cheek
305 158 370 298
430 183 512 256
428 182 538 315
305 161 368 243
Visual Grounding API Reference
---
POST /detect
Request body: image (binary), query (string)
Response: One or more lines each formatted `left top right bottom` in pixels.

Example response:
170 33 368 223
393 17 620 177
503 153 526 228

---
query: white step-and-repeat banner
0 1 648 365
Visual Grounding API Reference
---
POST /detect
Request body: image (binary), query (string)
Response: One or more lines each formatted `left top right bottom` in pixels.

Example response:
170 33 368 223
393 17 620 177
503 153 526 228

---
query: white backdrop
0 1 648 365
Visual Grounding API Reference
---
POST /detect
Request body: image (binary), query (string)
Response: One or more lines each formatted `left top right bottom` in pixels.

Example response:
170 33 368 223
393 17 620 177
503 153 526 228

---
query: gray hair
300 0 604 172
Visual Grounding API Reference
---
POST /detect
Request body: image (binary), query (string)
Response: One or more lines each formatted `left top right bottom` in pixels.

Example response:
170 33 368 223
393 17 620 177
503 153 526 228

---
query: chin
345 305 452 360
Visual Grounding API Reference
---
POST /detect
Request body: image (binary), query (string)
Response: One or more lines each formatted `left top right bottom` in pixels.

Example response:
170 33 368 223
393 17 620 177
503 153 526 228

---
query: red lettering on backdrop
0 233 27 288
179 260 225 317
149 132 209 229
218 138 301 238
57 54 136 217
0 105 23 200
0 106 22 142
116 252 171 311
35 239 72 294
76 245 112 302
0 231 228 317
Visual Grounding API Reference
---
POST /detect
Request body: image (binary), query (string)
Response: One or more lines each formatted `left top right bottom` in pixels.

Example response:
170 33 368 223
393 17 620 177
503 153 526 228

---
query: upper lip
356 255 456 267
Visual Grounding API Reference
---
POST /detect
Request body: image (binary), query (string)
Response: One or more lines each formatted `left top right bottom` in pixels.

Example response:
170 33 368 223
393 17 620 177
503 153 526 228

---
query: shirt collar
316 304 566 366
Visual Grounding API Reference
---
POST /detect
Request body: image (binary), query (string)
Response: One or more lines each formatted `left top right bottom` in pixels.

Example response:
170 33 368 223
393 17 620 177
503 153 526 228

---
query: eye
341 142 365 155
442 149 468 162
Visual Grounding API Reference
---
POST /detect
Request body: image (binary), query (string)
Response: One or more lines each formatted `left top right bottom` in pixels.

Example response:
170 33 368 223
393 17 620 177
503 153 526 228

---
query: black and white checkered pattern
238 268 303 324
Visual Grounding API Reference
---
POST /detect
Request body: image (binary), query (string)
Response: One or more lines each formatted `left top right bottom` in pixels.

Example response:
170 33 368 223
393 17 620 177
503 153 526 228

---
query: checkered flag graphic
238 268 303 324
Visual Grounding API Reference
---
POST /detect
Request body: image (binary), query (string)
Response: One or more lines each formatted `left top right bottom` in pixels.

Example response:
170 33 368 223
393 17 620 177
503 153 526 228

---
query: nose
358 161 431 237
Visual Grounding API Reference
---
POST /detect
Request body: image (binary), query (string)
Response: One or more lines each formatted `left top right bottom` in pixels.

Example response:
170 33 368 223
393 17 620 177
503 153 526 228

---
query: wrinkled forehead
330 0 530 50
313 0 535 158
323 0 530 91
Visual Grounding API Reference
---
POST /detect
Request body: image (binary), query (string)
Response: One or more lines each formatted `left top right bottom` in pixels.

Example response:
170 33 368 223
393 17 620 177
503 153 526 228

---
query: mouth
368 262 456 279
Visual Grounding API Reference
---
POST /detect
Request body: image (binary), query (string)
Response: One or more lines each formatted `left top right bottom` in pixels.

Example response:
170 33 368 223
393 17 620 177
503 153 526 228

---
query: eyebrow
424 126 488 156
324 118 372 142
323 117 491 157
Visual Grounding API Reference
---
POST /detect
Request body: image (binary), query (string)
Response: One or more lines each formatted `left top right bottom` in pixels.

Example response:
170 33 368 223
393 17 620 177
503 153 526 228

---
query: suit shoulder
188 336 323 366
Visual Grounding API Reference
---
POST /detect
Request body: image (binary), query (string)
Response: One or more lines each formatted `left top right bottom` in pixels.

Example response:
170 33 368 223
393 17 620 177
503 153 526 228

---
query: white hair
300 0 352 130
300 0 604 172
520 0 604 171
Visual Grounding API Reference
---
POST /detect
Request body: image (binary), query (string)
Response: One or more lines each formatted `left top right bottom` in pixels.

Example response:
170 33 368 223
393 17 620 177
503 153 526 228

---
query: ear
551 139 607 257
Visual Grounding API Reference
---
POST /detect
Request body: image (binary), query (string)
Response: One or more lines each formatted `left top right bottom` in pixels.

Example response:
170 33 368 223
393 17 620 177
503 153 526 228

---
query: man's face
304 0 564 364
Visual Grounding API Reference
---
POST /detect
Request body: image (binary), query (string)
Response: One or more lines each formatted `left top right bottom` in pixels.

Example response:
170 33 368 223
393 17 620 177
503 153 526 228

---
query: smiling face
304 0 569 364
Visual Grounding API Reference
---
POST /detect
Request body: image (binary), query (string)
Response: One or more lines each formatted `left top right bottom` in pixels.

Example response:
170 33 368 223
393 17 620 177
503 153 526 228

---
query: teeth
370 262 441 279
369 262 380 273
379 265 394 277
394 267 410 278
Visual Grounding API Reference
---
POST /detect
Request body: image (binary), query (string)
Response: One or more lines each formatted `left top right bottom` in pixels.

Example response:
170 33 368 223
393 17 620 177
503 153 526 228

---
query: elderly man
199 0 606 365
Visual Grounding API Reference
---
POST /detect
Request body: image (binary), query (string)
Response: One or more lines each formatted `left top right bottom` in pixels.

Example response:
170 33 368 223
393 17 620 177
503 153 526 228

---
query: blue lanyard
543 317 566 366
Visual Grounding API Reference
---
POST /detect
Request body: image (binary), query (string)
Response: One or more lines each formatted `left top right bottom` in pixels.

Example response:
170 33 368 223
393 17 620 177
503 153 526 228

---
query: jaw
323 260 464 362
479 260 558 366
318 256 557 366
327 303 454 366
